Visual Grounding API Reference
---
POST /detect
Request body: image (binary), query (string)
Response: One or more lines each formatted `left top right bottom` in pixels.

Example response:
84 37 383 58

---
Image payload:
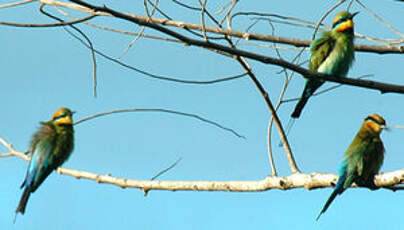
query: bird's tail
316 176 345 221
16 187 31 216
291 94 310 118
291 80 323 118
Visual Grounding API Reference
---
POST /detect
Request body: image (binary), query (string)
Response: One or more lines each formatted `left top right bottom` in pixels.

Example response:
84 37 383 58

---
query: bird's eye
332 19 345 28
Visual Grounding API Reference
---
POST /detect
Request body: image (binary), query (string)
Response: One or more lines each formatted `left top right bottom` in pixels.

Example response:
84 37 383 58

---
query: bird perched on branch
316 114 386 220
16 108 75 217
291 11 358 118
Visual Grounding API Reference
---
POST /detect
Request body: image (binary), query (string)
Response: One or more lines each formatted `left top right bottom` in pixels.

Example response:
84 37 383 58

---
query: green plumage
16 108 74 215
342 119 384 188
292 11 357 118
316 114 386 220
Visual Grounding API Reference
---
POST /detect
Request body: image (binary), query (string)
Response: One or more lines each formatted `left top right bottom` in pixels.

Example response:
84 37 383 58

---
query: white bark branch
1 137 403 192
56 167 404 191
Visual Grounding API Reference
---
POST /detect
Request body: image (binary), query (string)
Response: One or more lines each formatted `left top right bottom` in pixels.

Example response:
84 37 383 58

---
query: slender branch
265 19 297 176
0 0 34 9
222 12 280 175
61 18 248 85
311 0 345 40
150 157 182 181
230 47 300 173
0 13 96 27
356 0 404 38
74 108 245 139
281 75 373 103
39 4 98 97
389 124 404 129
198 0 208 41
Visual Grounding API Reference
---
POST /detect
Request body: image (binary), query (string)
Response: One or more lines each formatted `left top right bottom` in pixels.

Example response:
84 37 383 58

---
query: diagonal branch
60 0 404 95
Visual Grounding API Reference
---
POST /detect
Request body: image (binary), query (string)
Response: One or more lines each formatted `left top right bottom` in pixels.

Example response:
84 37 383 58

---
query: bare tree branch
0 12 96 27
62 24 248 85
1 138 403 192
57 167 404 191
49 0 403 95
0 0 34 9
311 0 346 40
39 3 98 97
74 108 245 139
2 0 394 54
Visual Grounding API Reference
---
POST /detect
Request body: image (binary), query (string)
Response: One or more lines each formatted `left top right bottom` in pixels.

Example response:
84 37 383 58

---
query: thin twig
198 0 208 41
281 74 373 103
229 46 300 173
0 13 96 27
61 20 248 85
74 108 245 139
219 0 238 26
0 0 34 9
39 4 98 97
151 157 182 181
232 12 400 45
389 124 404 129
215 0 232 15
356 0 404 38
143 157 183 195
119 27 146 59
172 0 199 11
312 0 346 40
265 19 287 176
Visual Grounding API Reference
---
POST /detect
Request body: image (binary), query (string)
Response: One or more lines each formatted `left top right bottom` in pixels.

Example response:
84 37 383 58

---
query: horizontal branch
57 167 404 191
1 137 403 192
45 0 404 54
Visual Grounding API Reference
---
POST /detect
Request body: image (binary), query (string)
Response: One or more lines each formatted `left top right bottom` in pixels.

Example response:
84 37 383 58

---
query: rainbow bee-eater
316 114 386 220
291 11 358 118
16 108 74 216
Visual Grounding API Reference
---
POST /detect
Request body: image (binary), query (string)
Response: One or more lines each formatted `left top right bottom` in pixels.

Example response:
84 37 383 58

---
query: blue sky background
1 0 404 229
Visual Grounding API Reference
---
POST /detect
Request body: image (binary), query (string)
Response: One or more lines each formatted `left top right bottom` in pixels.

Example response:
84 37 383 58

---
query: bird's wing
309 32 336 72
23 123 58 192
342 137 371 189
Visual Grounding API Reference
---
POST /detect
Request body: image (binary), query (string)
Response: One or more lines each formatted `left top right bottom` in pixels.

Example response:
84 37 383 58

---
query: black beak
350 12 359 19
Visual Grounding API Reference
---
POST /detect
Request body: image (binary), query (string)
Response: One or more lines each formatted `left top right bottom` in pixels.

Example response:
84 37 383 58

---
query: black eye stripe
332 18 346 29
365 116 385 125
54 113 71 120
